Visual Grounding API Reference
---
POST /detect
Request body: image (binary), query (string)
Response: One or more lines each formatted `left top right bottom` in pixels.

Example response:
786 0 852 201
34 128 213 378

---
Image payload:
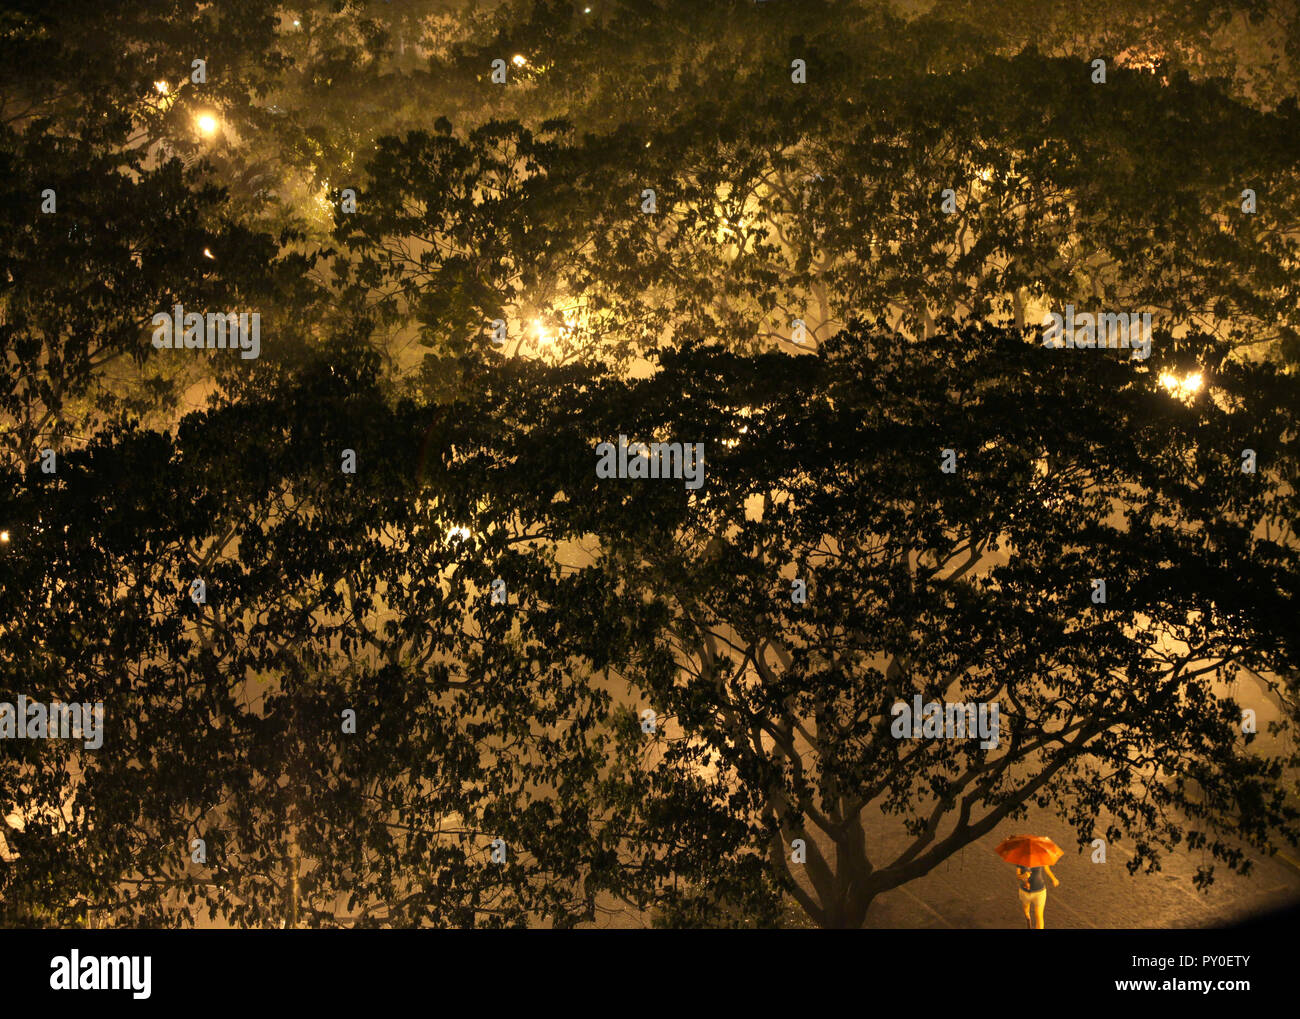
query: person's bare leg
1022 900 1032 928
1031 898 1045 930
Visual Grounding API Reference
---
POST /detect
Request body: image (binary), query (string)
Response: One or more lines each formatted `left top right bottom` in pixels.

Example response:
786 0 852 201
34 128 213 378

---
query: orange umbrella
995 834 1063 868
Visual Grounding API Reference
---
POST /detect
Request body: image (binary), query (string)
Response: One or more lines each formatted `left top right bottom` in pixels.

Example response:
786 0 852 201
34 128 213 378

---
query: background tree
338 47 1300 372
0 123 322 468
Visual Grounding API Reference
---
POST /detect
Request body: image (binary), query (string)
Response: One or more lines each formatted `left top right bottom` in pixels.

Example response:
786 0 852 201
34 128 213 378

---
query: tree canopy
2 0 1299 928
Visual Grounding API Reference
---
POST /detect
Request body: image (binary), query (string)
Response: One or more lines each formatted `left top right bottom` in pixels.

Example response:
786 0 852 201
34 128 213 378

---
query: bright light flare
1159 370 1204 398
196 113 219 136
0 530 9 543
446 526 472 542
512 54 527 67
154 80 169 95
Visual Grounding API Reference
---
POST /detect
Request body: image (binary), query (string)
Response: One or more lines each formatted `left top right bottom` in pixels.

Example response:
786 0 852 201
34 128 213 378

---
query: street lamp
195 113 219 136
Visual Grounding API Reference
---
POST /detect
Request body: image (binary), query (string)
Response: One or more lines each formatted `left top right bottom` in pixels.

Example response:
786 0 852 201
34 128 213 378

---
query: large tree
464 320 1300 927
4 320 1297 928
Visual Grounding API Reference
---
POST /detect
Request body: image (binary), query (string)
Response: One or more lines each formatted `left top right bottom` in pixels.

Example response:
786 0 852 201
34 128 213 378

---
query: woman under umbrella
995 834 1063 929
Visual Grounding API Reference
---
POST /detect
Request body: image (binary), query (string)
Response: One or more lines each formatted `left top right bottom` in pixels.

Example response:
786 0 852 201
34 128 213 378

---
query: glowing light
0 531 9 543
1116 46 1165 72
446 526 472 542
584 6 592 11
293 19 301 27
202 247 215 260
722 407 753 448
533 319 553 344
1159 371 1204 399
196 113 219 136
512 54 527 67
154 80 169 95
